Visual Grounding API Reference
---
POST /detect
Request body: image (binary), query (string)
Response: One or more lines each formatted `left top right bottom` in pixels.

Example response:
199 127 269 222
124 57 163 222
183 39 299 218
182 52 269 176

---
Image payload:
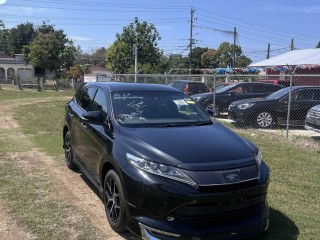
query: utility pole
233 27 237 68
290 39 294 51
267 43 270 59
133 44 138 83
189 7 195 75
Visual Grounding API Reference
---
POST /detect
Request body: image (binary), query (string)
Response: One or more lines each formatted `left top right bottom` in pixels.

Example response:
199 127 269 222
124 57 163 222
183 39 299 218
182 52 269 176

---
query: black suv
192 82 285 116
228 86 320 128
63 82 269 240
169 80 210 95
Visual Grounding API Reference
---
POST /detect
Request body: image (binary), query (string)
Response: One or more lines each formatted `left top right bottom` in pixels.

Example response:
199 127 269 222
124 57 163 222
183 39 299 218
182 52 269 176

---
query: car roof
85 82 181 93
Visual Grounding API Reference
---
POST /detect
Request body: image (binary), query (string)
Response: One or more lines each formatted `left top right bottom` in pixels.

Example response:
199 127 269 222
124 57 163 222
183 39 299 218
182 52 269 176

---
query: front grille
170 193 266 227
198 179 258 192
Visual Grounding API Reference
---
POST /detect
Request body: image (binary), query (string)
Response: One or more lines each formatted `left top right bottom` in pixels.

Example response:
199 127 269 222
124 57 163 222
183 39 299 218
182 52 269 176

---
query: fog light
167 216 175 222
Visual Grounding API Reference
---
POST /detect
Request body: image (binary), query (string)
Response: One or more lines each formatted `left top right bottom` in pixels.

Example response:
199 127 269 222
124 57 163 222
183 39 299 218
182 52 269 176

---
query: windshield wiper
153 121 212 127
153 123 193 127
192 120 213 126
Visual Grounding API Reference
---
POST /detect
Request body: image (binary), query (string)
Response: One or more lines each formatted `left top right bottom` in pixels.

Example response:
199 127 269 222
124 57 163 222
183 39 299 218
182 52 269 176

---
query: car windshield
215 84 237 93
266 87 290 100
112 91 212 127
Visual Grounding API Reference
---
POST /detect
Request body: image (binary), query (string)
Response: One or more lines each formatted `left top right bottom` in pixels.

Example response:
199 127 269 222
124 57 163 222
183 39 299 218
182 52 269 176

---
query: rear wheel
255 111 274 128
64 131 77 169
104 170 126 233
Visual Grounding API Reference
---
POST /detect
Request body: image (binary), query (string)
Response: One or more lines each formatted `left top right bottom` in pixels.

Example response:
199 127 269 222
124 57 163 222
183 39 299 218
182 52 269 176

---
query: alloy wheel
256 112 273 128
64 134 72 165
105 176 121 223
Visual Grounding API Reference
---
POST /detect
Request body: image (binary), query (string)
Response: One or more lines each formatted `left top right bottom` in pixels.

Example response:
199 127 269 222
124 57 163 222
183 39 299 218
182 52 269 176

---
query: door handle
68 113 74 118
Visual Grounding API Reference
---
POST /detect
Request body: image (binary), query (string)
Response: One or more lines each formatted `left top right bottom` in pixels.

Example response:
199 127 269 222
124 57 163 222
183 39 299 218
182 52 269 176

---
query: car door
290 88 317 123
80 88 114 179
71 86 97 163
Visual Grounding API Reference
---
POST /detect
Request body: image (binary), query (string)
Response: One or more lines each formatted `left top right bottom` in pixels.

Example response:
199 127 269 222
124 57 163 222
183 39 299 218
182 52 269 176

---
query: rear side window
188 83 209 92
77 87 97 111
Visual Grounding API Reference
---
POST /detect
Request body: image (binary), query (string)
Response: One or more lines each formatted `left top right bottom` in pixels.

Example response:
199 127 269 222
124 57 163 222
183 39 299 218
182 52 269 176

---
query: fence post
212 74 216 116
286 66 298 139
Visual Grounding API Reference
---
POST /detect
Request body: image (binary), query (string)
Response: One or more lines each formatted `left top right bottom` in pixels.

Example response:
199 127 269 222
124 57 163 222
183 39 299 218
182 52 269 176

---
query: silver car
305 104 320 133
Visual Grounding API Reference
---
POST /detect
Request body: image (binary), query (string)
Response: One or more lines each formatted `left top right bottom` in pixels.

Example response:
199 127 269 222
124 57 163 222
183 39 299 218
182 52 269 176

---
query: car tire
255 111 274 129
64 131 77 170
104 170 127 233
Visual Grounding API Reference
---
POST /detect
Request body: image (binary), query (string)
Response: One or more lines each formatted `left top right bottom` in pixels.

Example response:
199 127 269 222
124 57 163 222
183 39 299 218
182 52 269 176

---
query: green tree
316 41 320 48
7 22 35 55
0 20 10 54
106 18 162 73
28 27 75 71
106 41 132 73
201 49 218 68
189 47 208 69
216 42 251 68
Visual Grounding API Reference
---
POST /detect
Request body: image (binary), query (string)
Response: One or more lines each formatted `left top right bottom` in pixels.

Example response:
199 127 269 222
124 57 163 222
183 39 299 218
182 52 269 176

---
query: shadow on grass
250 207 299 240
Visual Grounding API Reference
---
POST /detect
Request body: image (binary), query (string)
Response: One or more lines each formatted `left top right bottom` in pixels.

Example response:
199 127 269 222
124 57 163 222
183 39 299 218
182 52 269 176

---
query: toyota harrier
63 82 269 240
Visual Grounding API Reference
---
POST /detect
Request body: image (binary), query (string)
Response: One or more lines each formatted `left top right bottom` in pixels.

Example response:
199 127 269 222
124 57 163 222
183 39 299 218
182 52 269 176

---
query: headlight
126 153 197 187
237 103 255 109
255 151 262 166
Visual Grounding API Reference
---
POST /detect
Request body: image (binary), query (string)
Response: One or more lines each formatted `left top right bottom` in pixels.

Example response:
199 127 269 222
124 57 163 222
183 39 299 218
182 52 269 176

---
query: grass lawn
1 89 319 239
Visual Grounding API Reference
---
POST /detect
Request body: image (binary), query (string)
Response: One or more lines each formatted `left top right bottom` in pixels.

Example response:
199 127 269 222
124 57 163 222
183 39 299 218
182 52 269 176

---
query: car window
78 87 97 111
294 89 314 101
189 83 208 91
228 86 243 93
90 89 108 116
172 81 179 88
216 84 237 93
112 91 211 127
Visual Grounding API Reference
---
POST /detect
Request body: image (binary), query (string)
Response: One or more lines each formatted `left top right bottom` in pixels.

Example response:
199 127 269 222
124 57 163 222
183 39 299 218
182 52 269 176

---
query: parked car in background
228 86 320 128
257 79 291 87
210 82 233 92
168 80 210 95
305 104 320 133
63 82 270 240
192 82 285 116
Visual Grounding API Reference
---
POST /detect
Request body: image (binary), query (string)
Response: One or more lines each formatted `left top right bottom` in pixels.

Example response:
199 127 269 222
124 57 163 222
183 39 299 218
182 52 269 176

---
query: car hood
120 123 257 171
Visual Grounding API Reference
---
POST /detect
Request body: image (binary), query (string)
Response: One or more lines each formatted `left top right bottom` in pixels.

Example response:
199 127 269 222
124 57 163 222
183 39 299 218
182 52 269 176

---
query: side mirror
206 108 216 116
82 111 104 124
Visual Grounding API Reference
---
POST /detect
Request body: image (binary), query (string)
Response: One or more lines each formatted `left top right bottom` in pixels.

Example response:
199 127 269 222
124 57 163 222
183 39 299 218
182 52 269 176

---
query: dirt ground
0 97 137 240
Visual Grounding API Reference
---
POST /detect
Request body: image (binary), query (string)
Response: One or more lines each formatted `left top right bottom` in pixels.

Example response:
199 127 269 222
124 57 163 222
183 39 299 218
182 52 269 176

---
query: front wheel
104 170 127 233
64 131 77 169
255 111 274 128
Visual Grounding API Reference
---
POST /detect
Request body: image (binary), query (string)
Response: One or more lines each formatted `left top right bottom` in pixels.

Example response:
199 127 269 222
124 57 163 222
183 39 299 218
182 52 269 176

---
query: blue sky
0 0 320 63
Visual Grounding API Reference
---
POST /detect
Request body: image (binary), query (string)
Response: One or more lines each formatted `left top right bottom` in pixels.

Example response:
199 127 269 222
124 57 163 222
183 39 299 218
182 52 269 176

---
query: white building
0 52 34 83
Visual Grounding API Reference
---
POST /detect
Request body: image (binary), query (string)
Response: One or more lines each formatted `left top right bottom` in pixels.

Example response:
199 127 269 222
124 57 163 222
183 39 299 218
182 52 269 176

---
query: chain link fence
113 73 320 138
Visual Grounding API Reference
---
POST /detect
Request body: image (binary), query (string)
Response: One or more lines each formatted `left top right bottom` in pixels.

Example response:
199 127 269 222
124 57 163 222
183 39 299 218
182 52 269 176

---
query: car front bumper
121 162 270 240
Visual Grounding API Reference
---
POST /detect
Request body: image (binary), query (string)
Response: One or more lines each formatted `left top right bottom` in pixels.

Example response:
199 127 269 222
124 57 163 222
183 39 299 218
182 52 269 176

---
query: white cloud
0 5 54 15
70 36 93 41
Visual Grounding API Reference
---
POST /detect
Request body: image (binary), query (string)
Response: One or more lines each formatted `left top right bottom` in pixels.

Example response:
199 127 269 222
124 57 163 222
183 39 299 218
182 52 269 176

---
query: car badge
225 173 241 183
